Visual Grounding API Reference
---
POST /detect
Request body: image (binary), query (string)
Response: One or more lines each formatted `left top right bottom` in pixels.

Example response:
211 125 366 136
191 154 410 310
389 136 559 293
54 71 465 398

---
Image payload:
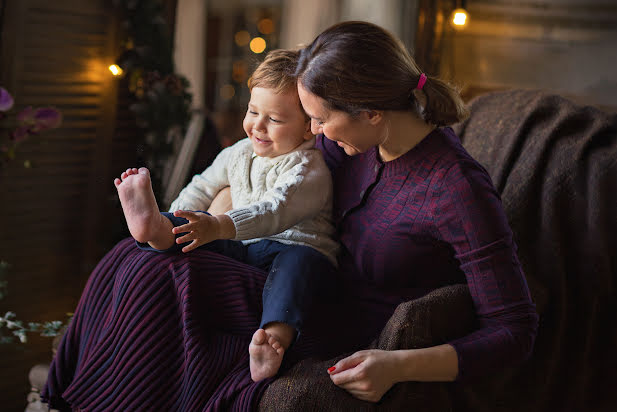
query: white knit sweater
169 137 339 264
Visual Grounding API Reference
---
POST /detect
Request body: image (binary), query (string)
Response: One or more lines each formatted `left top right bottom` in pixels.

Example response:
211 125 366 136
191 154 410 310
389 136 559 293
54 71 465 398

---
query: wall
439 0 617 109
280 0 418 50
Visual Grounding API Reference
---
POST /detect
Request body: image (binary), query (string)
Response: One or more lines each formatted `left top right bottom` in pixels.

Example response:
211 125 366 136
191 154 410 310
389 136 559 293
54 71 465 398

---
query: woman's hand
327 349 402 403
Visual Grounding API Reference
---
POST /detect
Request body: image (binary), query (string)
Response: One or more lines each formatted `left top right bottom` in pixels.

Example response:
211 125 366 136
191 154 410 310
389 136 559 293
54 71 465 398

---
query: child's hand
172 211 220 253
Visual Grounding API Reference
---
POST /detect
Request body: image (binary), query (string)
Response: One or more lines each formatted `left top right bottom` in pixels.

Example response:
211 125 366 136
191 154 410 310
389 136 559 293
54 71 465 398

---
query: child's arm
227 152 332 241
169 152 331 252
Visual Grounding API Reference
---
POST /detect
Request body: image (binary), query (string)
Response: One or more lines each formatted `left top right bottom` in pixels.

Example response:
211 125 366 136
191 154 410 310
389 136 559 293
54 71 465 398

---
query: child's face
243 87 312 158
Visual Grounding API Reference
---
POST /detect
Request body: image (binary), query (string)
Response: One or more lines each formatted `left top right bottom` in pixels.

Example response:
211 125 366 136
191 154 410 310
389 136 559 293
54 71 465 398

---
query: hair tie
416 73 427 90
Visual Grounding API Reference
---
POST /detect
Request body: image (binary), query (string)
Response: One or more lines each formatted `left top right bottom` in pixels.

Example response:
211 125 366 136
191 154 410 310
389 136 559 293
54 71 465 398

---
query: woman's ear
363 110 383 126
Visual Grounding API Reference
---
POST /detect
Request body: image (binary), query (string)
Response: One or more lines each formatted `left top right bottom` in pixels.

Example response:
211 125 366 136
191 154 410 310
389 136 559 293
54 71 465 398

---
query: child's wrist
213 214 236 239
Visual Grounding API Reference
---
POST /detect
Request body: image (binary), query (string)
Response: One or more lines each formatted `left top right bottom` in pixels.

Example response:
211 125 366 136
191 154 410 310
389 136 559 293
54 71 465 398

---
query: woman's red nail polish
327 366 336 373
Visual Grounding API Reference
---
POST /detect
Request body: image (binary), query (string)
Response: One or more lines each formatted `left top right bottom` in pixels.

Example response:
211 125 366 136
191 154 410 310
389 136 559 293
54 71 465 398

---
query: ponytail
420 75 469 126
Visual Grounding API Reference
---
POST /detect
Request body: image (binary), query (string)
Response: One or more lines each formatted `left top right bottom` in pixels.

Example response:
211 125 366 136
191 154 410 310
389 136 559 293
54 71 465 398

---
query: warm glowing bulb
249 37 267 54
451 8 469 28
109 64 123 76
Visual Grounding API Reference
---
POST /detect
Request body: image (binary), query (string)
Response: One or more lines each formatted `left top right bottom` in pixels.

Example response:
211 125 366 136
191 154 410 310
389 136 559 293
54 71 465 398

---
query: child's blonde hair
248 49 301 95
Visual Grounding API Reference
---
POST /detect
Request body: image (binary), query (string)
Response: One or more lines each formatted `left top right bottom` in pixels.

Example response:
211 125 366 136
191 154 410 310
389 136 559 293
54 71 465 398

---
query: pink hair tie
416 73 427 90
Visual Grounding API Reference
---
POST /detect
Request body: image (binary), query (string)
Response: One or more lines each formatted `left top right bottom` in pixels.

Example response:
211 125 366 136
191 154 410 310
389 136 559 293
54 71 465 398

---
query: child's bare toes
249 329 284 382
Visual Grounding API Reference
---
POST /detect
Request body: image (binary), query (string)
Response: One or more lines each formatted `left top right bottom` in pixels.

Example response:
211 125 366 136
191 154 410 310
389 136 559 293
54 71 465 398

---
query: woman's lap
43 238 393 411
43 238 273 411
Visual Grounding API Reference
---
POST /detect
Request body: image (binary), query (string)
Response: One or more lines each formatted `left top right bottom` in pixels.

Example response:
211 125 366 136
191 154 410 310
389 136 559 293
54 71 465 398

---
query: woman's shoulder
410 128 495 198
429 128 490 174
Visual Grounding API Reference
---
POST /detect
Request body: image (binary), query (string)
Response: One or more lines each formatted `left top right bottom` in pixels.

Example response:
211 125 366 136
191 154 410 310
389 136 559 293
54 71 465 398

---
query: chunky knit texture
170 137 339 264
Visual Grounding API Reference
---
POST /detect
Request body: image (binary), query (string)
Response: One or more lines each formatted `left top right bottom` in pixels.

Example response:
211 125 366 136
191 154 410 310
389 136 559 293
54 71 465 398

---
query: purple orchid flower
0 87 14 112
16 106 62 133
31 107 62 132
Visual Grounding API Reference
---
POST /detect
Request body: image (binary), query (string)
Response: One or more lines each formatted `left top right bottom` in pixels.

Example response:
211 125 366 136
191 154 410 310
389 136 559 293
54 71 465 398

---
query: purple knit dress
43 127 537 410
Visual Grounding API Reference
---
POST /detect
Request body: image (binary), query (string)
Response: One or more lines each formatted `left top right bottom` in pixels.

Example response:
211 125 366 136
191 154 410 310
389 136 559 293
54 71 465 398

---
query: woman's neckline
376 126 441 164
377 116 437 162
370 127 450 178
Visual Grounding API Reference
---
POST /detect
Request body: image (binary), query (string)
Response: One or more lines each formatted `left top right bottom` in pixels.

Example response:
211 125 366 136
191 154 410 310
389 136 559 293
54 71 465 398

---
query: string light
451 8 469 28
109 64 123 76
450 0 469 30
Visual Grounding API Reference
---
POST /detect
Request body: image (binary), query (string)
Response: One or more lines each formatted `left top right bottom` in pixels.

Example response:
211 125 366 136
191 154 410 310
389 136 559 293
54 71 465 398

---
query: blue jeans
137 212 336 332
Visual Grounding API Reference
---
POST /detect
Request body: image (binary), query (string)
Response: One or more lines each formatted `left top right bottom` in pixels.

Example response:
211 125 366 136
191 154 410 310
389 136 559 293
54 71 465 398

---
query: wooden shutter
0 1 135 409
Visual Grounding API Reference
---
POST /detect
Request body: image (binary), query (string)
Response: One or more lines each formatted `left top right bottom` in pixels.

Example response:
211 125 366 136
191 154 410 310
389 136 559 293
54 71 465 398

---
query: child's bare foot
114 167 169 246
249 329 285 382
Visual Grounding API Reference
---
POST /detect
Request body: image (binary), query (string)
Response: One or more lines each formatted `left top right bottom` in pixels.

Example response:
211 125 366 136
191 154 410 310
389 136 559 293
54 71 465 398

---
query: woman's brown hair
295 21 468 126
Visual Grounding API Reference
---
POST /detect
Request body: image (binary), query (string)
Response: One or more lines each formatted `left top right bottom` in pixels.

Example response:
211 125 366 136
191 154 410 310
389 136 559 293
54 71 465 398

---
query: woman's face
298 82 381 156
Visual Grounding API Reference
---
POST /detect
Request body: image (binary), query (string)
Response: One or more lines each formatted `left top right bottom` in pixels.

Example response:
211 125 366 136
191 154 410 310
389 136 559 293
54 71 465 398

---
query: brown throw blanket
452 89 617 412
261 284 476 411
260 89 617 411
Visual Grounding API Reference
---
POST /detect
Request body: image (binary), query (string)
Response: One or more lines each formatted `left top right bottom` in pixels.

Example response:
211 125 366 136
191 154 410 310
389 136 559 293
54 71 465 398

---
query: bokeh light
234 30 251 47
257 18 274 35
249 37 267 54
220 84 236 100
232 61 248 83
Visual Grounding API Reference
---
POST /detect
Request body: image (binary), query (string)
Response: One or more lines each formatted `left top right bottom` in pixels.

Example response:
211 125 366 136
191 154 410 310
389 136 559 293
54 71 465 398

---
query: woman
292 20 538 402
43 21 538 411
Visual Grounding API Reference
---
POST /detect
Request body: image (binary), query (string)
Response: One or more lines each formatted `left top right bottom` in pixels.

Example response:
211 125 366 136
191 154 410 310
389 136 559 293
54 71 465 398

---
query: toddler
114 49 338 382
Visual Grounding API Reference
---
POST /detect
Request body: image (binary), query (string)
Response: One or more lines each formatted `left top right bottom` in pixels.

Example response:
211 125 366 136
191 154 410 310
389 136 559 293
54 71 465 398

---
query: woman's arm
433 161 538 380
328 345 458 402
